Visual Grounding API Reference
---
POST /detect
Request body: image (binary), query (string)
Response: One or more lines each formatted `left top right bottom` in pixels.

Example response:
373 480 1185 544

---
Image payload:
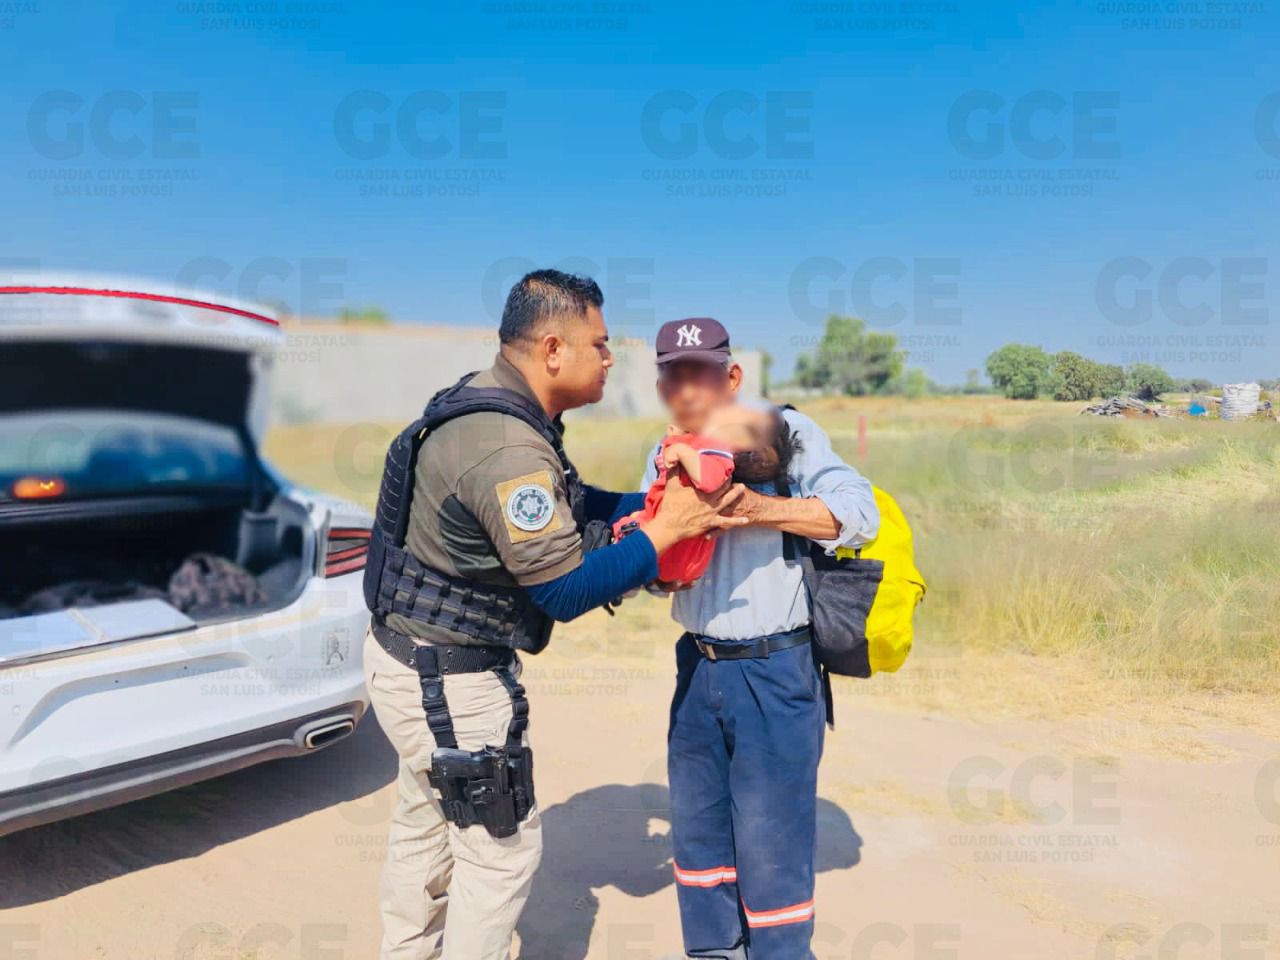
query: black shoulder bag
776 473 886 728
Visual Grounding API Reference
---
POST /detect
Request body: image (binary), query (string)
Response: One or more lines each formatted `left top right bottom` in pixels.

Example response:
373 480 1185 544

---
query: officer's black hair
499 269 605 346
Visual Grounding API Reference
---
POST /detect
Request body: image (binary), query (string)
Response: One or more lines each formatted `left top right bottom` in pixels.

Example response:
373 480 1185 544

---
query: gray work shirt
640 407 879 642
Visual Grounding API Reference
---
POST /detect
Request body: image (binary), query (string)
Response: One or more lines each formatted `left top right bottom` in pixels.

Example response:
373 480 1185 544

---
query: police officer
362 270 744 960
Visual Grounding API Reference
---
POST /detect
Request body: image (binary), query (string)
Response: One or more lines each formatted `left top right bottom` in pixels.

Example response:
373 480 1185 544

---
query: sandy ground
3 611 1279 960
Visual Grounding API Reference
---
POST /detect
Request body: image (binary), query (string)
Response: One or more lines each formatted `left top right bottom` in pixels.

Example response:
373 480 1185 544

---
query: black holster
380 629 537 839
428 744 535 839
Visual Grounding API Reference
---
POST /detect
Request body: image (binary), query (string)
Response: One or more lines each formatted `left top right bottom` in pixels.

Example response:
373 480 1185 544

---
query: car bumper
0 573 372 837
0 700 365 837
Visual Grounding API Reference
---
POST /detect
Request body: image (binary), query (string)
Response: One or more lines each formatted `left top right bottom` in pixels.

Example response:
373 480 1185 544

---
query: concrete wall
269 322 762 424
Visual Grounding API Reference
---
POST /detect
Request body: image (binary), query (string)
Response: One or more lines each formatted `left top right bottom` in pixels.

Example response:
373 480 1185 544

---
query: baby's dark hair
732 410 801 485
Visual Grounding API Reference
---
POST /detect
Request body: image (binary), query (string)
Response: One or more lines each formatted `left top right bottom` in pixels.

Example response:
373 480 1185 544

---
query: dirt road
3 612 1278 959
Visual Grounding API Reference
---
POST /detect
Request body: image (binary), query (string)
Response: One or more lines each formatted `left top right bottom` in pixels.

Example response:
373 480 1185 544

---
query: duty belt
372 622 515 676
688 626 811 661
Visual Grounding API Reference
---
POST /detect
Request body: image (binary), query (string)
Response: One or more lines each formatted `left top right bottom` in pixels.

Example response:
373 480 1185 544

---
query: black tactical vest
363 372 607 653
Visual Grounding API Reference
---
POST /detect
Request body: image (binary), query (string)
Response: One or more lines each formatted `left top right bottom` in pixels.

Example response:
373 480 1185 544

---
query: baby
614 404 798 584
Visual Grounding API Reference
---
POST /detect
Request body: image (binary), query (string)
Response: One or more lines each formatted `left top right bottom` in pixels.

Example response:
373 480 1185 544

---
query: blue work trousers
667 630 826 959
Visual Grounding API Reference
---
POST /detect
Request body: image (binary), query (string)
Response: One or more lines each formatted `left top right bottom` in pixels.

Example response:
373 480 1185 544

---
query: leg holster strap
401 638 536 839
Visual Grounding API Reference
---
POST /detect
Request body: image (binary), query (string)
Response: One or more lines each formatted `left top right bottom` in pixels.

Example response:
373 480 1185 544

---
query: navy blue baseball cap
655 317 731 366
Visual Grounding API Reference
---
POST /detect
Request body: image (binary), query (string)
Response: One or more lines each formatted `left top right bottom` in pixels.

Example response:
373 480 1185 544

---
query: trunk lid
0 275 280 439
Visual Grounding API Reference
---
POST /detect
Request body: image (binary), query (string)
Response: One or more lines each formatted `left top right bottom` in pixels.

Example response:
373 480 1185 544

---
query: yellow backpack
831 486 926 675
773 407 926 686
780 470 925 679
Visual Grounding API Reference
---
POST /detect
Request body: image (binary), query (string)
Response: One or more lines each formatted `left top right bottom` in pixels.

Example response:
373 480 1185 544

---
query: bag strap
774 468 807 569
774 414 835 730
773 404 803 565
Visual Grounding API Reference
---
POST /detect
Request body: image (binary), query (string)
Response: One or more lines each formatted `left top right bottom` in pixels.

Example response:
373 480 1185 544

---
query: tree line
987 344 1142 401
982 344 1222 401
786 314 1246 401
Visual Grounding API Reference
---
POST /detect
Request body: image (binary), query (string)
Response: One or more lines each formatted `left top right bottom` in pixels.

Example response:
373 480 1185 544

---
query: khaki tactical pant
364 630 543 960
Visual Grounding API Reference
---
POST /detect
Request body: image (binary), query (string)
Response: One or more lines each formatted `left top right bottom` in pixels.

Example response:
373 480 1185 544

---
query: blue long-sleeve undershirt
526 529 657 622
582 485 647 525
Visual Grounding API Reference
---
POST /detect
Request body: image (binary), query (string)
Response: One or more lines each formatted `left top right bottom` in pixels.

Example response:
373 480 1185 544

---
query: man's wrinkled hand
694 480 748 530
717 483 764 524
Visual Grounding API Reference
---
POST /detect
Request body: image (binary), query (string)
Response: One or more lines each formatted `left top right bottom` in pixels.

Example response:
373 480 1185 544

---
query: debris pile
1080 396 1173 418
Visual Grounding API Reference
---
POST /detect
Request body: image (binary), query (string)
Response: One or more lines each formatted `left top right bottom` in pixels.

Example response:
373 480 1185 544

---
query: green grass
265 396 1280 697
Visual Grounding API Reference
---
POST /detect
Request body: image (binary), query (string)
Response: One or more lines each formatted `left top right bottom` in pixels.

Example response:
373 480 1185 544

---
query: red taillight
13 476 66 499
325 527 371 577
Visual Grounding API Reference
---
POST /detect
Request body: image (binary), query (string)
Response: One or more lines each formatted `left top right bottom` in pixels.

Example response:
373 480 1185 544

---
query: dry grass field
265 394 1280 736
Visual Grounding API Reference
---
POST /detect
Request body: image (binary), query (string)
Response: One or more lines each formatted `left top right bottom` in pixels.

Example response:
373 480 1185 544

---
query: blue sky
2 1 1277 383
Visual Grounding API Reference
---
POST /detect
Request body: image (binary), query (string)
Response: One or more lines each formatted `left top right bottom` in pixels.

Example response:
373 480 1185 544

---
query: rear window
0 409 250 502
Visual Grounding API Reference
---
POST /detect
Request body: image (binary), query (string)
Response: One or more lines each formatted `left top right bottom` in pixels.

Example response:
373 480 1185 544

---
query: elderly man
642 318 880 960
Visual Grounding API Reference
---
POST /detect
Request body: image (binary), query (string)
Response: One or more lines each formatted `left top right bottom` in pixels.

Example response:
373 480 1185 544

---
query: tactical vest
363 372 607 653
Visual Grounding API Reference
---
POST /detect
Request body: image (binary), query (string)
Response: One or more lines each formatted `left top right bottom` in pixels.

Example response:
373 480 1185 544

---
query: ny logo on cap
676 323 702 348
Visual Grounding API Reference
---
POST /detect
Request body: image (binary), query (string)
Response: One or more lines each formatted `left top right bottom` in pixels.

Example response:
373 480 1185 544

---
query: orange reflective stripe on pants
673 862 738 887
742 897 815 928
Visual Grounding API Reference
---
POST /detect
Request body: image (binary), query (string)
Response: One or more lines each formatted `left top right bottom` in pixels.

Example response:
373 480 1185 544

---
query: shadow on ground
0 718 397 908
517 783 862 960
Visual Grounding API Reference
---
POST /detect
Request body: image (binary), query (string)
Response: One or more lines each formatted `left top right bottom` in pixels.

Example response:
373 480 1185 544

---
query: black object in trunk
1 498 309 622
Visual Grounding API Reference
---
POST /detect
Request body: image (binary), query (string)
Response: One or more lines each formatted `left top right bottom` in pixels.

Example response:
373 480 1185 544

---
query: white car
0 275 373 837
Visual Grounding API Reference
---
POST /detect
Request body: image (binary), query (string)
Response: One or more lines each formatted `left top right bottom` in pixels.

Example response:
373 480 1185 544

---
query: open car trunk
0 334 308 632
0 493 313 625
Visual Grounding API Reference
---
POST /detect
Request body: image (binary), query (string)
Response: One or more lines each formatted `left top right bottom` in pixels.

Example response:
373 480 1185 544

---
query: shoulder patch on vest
496 470 564 543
